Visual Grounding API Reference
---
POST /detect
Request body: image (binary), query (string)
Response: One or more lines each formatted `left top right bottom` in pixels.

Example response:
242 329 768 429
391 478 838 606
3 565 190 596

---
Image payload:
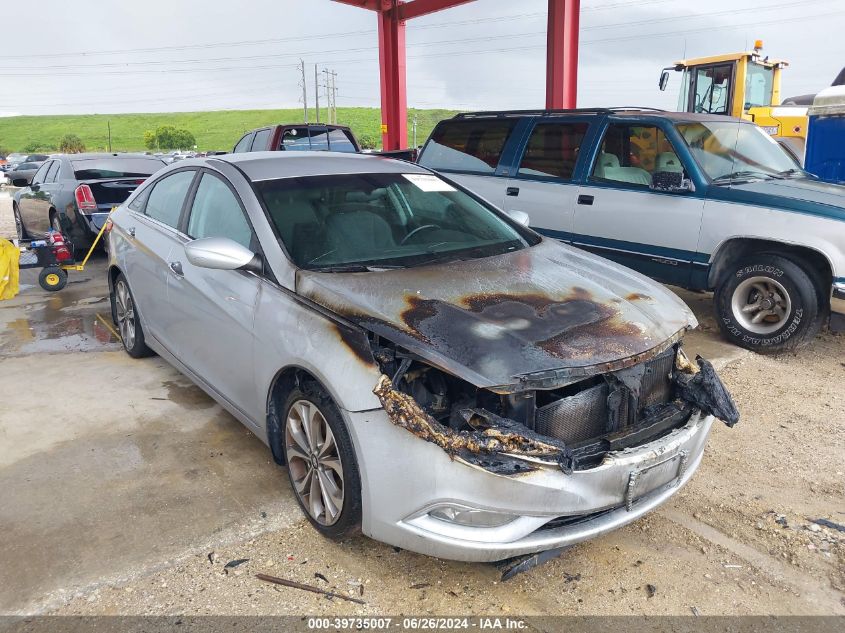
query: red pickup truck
232 124 417 161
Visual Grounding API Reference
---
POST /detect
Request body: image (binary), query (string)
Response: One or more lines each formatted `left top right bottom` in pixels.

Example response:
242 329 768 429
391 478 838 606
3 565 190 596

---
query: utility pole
314 64 320 124
412 113 417 147
298 59 308 123
107 120 112 152
330 70 338 124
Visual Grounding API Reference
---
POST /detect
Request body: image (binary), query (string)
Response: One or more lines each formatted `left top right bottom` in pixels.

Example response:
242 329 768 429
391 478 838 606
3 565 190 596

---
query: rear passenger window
145 170 195 228
517 122 589 180
233 133 254 153
187 174 253 249
591 124 683 188
419 120 516 174
45 161 61 183
250 129 271 152
327 128 357 152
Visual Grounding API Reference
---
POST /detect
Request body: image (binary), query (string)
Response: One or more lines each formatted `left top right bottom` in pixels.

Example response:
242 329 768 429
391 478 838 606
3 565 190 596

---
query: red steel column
546 0 580 109
378 3 408 150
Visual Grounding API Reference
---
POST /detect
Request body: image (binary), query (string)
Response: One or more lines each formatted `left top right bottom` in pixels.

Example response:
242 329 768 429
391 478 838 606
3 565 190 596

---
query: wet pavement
0 259 303 614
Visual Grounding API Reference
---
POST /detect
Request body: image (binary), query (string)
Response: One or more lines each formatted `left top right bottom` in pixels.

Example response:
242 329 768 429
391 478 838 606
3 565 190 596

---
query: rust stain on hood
299 239 696 389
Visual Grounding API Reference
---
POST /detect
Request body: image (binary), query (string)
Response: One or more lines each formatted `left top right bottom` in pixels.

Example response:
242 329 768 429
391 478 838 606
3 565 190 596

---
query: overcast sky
1 0 842 118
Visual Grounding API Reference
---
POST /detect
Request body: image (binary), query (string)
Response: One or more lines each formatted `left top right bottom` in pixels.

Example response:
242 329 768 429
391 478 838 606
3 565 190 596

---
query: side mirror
12 178 29 187
650 171 695 193
505 209 530 227
659 69 670 91
184 237 262 273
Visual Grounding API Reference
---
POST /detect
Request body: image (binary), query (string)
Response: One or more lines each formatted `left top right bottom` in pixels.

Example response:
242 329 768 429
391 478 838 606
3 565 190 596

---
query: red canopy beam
333 0 581 148
546 0 580 109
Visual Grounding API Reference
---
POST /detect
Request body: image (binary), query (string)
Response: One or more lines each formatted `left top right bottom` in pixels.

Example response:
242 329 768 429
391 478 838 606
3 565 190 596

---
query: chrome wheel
51 214 63 233
731 275 792 335
285 399 345 526
114 280 136 349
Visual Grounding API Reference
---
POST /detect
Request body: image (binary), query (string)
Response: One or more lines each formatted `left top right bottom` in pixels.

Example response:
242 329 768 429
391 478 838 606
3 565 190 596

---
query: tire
50 212 63 234
112 273 153 358
38 267 67 292
715 253 821 353
281 385 362 539
13 203 28 240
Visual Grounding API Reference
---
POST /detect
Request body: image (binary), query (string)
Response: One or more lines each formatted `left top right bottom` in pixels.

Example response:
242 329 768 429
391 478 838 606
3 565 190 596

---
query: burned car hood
297 239 697 390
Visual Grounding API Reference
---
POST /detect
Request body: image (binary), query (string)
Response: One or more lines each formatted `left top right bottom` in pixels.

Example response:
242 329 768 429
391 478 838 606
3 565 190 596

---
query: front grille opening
534 347 677 445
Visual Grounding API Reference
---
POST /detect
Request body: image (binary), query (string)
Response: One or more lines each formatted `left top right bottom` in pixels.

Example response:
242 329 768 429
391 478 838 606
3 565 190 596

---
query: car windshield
676 121 800 182
71 157 165 179
17 162 40 170
255 172 536 270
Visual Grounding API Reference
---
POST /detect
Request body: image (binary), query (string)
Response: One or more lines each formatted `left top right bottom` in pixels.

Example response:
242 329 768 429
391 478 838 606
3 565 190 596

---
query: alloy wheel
730 275 792 335
13 207 24 241
114 280 136 349
284 399 345 526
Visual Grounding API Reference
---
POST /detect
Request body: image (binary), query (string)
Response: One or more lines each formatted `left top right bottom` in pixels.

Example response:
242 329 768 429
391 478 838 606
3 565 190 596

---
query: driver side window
591 124 686 189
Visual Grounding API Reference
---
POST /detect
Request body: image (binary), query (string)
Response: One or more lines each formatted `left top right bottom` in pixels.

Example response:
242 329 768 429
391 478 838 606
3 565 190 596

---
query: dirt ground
1 189 843 617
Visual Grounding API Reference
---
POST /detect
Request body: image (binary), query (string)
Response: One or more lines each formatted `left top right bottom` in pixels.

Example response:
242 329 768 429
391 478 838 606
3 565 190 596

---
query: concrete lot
0 190 842 616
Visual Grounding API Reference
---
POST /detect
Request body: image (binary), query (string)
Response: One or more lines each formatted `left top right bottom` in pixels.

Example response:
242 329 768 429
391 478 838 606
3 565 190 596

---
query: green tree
357 134 379 150
143 130 157 150
58 134 85 154
147 125 196 151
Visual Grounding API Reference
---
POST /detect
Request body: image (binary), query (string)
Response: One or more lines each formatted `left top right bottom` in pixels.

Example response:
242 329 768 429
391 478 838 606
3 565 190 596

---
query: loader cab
659 45 784 120
659 42 807 162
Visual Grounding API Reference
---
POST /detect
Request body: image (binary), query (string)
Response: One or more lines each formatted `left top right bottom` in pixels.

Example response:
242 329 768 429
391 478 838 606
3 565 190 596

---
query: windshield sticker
403 173 456 192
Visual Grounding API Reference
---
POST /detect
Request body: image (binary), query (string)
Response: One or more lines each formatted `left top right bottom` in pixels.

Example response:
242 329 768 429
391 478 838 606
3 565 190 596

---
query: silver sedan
106 151 737 562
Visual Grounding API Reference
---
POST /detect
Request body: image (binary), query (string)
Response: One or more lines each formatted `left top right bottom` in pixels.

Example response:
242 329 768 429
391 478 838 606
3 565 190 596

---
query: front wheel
13 203 28 240
38 267 67 291
282 386 362 539
715 254 821 353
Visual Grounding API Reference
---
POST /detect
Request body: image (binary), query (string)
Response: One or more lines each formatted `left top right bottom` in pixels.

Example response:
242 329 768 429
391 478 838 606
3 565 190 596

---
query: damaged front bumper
344 406 714 562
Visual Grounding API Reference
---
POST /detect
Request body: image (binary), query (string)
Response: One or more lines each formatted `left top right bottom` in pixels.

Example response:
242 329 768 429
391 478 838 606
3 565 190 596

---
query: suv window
250 128 271 152
186 174 253 249
233 133 254 153
517 122 589 180
280 127 312 150
31 162 50 185
591 124 683 188
419 120 516 174
145 170 195 228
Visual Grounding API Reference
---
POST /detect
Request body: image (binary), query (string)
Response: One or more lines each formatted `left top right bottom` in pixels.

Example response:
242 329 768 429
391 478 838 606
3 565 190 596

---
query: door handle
169 261 183 276
127 226 135 238
506 187 520 196
577 194 594 206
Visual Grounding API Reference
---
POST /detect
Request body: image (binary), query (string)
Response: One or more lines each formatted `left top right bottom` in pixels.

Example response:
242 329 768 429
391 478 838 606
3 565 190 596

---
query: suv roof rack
453 106 668 119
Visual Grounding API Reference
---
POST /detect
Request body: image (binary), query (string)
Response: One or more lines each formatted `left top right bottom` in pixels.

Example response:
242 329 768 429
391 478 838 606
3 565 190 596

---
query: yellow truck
659 41 808 160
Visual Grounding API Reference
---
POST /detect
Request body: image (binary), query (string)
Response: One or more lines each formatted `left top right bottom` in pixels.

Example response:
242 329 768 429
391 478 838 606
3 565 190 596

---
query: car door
501 119 592 241
417 117 520 209
122 169 198 353
165 170 260 417
572 120 705 286
37 160 63 232
18 162 52 233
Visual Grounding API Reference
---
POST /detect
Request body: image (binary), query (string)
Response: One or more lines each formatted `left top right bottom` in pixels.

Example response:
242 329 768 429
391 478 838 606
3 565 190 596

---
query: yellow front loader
659 41 808 160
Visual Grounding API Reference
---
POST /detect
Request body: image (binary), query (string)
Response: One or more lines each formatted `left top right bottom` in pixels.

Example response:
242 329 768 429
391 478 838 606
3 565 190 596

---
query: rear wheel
112 273 152 358
715 253 821 353
282 386 361 539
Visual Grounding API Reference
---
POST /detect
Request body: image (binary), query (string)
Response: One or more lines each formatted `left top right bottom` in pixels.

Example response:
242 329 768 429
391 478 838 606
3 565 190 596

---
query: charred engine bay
369 337 739 475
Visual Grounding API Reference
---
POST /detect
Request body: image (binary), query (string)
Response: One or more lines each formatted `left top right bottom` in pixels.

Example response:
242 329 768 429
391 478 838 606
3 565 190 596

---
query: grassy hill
0 107 459 153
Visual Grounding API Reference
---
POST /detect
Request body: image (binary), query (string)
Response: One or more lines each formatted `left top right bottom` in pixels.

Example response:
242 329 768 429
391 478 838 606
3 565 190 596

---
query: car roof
59 152 165 161
209 151 428 181
453 109 743 123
